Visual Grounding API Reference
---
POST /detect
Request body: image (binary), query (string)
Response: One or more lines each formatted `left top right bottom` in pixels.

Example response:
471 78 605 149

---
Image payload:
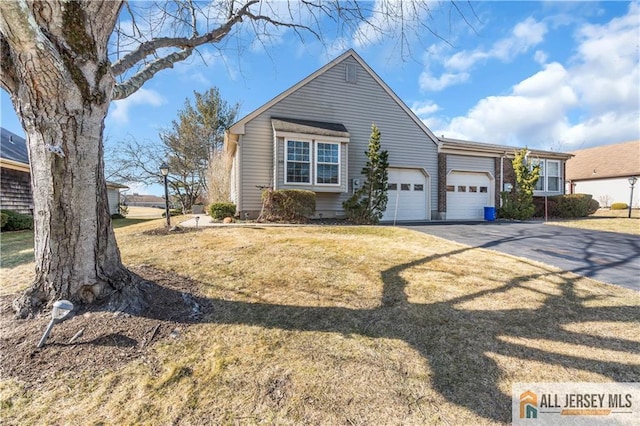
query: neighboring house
0 127 127 215
1 127 32 214
225 50 572 221
123 194 167 209
565 140 640 208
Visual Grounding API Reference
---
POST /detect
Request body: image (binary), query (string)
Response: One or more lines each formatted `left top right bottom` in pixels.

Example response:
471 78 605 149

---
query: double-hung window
286 140 311 183
285 139 340 186
316 142 339 185
546 160 560 192
531 159 561 193
533 159 545 191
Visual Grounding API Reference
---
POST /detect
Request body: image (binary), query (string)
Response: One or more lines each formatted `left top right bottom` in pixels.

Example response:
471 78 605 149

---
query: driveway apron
403 222 640 291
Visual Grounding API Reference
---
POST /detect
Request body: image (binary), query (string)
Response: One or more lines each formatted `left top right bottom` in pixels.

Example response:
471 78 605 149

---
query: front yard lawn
546 208 640 235
1 219 638 425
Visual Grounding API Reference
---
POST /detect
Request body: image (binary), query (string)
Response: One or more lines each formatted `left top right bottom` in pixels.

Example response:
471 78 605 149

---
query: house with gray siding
226 50 572 221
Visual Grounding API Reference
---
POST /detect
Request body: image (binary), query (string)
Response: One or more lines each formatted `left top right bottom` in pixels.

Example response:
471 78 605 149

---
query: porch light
37 300 74 348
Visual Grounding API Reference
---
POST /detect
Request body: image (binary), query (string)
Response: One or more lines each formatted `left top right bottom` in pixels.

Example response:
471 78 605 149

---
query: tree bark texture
1 1 143 316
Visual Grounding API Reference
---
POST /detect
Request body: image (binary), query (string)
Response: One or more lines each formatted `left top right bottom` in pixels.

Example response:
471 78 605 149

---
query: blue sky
1 1 638 195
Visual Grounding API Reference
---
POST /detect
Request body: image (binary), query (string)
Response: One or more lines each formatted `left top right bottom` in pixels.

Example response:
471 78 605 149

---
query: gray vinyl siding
238 56 438 215
447 155 495 175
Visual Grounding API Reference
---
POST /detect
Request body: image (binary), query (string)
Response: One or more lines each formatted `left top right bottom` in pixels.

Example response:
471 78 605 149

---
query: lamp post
628 176 638 219
160 162 170 227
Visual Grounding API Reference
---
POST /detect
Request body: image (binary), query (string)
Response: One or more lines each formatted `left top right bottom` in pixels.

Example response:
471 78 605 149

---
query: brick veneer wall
438 153 446 214
494 157 516 207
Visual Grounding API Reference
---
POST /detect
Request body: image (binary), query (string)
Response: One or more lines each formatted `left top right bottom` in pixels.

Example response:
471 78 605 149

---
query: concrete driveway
403 221 640 291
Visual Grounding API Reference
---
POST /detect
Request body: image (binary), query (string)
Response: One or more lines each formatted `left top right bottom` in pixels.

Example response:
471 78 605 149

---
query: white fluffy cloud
420 1 640 150
109 88 166 125
419 16 547 92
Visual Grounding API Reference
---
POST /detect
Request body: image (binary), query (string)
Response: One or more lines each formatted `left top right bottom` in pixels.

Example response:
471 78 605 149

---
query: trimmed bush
0 212 8 229
533 194 599 218
260 189 316 223
0 210 34 231
209 202 236 220
611 202 629 210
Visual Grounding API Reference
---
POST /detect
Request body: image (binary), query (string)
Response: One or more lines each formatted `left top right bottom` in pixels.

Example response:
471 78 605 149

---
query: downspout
500 153 506 207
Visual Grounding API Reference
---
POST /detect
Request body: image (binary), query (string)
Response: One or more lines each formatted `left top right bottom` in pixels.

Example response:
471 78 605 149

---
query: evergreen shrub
209 202 236 220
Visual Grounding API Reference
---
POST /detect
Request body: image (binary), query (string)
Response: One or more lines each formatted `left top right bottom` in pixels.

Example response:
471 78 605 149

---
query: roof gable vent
345 63 357 83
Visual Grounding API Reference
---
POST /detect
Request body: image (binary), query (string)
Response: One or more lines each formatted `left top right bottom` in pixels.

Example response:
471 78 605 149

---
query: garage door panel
447 172 492 220
382 169 428 222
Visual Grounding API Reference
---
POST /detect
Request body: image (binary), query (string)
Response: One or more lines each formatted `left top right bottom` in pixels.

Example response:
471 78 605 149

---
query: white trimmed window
316 142 340 185
534 159 545 191
547 160 560 192
531 159 561 193
286 140 311 183
285 139 341 186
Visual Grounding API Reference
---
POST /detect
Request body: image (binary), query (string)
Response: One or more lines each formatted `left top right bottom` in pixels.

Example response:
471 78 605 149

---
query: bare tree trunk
10 96 144 317
2 2 144 317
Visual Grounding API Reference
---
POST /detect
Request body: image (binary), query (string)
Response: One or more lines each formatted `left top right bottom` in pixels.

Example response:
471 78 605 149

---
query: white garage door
382 168 428 222
447 172 492 220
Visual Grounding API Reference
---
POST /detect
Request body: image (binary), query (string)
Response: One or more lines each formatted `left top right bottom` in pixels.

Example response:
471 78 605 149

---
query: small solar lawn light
195 215 200 227
37 300 74 348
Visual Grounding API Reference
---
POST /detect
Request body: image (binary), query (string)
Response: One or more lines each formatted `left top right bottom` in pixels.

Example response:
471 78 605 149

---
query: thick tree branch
0 34 18 94
111 0 259 77
0 1 43 51
112 48 193 100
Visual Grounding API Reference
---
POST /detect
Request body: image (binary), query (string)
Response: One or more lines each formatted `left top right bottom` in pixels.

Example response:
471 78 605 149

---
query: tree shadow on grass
128 237 640 423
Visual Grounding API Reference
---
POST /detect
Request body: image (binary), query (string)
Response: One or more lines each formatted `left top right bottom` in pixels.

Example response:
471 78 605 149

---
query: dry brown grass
1 219 639 425
546 208 640 235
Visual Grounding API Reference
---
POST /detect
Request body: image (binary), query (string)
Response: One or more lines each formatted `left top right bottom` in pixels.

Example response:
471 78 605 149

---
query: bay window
285 139 340 186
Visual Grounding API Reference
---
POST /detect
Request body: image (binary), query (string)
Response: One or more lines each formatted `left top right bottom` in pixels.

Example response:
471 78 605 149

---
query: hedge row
533 194 599 218
0 210 34 231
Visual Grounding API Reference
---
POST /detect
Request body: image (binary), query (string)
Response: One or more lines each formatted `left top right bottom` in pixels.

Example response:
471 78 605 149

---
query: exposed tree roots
12 268 150 319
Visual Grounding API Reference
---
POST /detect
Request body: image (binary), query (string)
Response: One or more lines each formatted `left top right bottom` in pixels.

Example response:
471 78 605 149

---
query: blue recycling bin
484 206 496 221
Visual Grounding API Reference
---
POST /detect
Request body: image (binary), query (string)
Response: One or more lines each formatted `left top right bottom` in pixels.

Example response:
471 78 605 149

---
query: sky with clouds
1 0 638 192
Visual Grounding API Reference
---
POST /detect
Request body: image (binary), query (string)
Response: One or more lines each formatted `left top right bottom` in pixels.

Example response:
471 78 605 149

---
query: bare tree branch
112 48 193 100
111 0 259 76
0 34 18 94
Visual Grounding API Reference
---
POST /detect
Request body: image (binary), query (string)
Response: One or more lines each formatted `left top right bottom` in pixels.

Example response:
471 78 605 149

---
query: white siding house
566 141 640 208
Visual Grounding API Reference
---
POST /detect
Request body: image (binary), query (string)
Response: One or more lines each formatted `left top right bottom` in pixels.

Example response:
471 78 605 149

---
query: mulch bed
0 266 209 386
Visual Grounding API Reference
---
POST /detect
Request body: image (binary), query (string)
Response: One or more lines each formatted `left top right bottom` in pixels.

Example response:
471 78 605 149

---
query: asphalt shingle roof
0 127 29 165
565 140 640 181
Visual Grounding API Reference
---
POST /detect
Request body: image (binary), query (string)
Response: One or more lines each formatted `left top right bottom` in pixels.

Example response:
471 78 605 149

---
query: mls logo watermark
512 382 639 425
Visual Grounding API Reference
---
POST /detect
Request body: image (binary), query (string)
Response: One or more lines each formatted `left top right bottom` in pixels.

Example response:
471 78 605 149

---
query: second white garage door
381 168 429 222
446 172 492 220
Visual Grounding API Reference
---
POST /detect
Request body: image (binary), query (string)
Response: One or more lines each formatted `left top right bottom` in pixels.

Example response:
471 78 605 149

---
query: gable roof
565 140 640 181
1 127 29 165
228 49 439 145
